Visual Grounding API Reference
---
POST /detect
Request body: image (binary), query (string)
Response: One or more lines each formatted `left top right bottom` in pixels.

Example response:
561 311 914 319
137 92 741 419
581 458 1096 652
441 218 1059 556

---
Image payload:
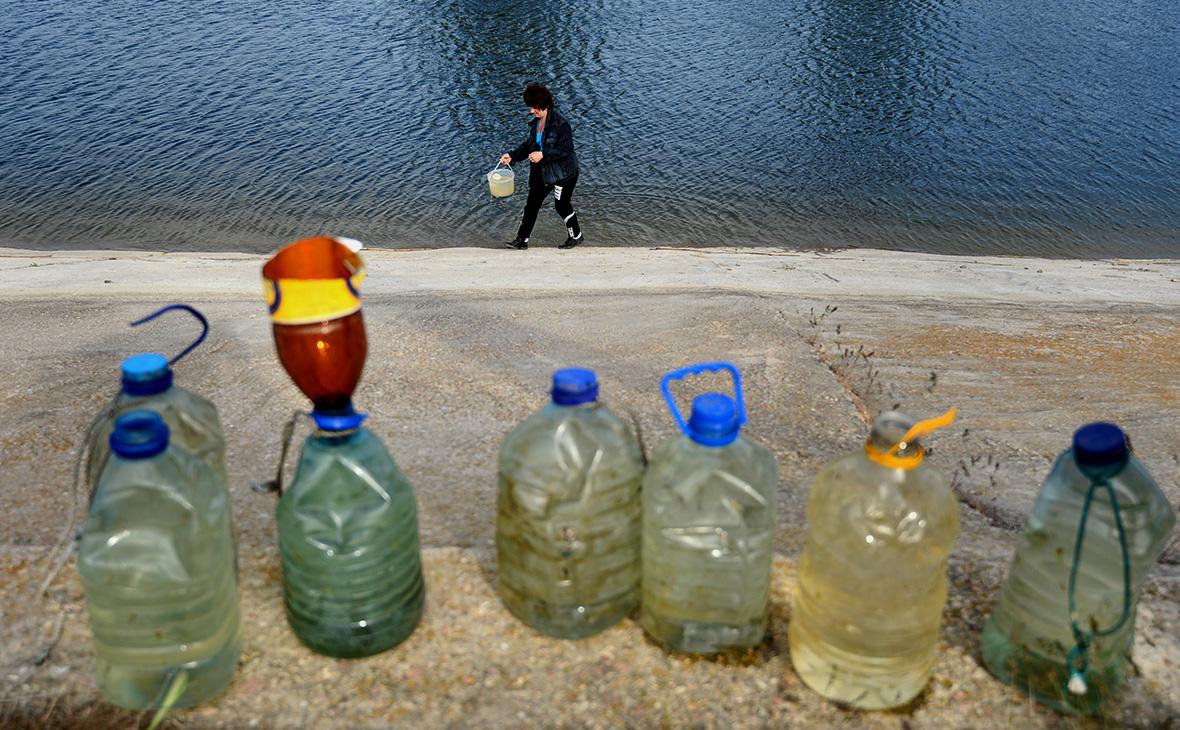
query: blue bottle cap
1073 422 1128 468
109 410 170 459
551 368 599 406
311 407 368 432
686 393 740 447
121 353 173 396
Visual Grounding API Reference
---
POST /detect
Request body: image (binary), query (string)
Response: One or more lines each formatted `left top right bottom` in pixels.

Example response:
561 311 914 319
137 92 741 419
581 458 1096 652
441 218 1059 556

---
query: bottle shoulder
285 427 411 502
806 450 958 551
649 435 776 475
643 436 778 511
113 386 224 444
1033 450 1176 548
1043 451 1171 506
91 447 226 515
500 402 643 473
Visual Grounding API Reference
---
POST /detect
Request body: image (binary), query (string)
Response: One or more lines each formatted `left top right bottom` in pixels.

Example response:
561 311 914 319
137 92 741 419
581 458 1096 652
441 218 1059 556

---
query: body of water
2 0 1178 256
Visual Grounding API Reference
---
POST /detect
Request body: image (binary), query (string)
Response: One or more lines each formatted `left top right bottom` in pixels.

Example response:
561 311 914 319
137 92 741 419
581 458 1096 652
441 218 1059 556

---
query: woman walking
500 82 583 250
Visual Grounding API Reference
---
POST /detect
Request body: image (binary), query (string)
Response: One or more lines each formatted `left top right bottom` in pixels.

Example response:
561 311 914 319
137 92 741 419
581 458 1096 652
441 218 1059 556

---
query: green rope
1065 476 1133 695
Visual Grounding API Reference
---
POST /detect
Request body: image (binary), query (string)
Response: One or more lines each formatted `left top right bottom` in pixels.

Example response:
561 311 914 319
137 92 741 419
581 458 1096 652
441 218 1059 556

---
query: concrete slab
1 247 1177 727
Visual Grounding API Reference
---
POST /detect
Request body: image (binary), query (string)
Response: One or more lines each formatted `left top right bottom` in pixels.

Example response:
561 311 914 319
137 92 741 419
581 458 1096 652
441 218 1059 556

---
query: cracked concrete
0 246 1177 728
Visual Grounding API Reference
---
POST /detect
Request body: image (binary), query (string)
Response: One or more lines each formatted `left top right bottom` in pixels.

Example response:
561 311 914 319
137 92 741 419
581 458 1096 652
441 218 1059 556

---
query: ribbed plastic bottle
79 411 241 710
789 409 959 709
981 422 1176 714
641 362 778 653
276 409 425 657
86 305 226 494
496 368 644 639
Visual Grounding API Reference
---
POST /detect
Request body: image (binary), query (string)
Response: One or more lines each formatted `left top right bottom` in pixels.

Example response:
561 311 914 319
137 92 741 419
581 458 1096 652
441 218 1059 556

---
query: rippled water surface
2 0 1178 256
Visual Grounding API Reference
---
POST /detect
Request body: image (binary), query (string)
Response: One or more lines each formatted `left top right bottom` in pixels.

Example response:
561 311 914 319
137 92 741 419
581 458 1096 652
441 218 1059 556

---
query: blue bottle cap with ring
687 393 741 446
551 368 599 406
109 410 170 460
1073 422 1128 468
661 361 747 448
121 353 173 396
311 403 369 432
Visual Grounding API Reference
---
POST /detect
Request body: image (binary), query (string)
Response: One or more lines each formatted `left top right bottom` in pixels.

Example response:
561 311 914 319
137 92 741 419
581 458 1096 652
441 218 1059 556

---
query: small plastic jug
641 362 778 653
86 305 226 494
789 409 959 709
496 368 644 638
487 162 515 198
276 410 425 657
79 411 241 711
981 422 1176 714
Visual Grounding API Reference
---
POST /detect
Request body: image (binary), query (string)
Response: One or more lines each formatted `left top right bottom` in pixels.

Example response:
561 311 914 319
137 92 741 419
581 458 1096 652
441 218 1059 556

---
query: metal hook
129 304 209 365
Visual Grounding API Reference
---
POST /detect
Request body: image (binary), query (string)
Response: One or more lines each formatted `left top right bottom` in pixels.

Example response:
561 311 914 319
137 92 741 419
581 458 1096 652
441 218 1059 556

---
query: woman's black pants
516 165 581 242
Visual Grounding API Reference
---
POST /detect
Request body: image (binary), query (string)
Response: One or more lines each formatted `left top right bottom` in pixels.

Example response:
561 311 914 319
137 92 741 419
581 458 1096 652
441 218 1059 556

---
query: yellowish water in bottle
489 170 514 197
789 413 958 709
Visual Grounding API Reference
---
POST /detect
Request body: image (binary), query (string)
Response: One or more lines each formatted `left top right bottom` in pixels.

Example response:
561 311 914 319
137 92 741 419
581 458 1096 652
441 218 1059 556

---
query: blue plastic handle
129 304 209 365
659 361 746 438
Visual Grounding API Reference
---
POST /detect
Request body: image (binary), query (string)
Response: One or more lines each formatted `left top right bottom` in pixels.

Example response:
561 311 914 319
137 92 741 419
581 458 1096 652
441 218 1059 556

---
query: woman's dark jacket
509 108 579 185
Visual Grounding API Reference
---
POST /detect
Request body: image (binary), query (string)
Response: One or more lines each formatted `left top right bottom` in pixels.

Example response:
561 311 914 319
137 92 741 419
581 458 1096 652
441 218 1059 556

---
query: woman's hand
500 153 512 165
528 151 543 163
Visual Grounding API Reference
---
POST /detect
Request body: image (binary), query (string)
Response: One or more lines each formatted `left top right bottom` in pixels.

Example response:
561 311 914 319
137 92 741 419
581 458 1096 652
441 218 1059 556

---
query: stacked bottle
496 368 644 638
263 235 425 657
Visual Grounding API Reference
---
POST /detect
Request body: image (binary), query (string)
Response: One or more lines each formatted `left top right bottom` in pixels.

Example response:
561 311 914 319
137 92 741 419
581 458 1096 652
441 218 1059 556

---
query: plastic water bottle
641 362 778 653
789 409 959 709
981 422 1176 714
79 411 240 710
276 410 425 657
86 306 226 493
496 368 644 638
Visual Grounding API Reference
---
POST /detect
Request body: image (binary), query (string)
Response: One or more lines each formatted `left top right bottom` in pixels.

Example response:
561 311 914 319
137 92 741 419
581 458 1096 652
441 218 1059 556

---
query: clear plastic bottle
87 352 227 492
276 410 425 657
79 411 241 710
641 362 778 653
496 368 644 639
981 422 1176 714
789 409 959 709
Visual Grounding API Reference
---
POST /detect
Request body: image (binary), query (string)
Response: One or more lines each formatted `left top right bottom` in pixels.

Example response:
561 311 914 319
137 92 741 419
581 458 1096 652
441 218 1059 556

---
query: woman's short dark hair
522 82 553 110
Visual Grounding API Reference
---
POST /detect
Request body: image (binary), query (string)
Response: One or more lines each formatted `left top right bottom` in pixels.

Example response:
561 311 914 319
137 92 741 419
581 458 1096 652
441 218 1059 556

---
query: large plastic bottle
789 409 959 709
496 368 644 639
79 411 240 710
641 362 778 653
86 305 226 493
276 410 425 657
981 422 1176 714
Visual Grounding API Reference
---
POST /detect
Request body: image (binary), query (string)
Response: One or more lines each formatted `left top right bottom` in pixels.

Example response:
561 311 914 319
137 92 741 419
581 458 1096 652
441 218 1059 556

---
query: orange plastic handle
864 407 957 469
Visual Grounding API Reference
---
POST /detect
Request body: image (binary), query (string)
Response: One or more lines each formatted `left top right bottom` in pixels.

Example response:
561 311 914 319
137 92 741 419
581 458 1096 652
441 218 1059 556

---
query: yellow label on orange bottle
262 236 367 325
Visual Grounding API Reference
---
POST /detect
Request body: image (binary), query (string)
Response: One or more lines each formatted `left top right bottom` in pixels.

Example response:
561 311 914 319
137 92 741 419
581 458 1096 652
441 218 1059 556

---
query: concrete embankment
1 246 1178 728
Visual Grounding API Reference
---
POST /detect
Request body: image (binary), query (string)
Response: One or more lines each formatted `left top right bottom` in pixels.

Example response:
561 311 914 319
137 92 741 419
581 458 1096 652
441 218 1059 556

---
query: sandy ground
1 246 1177 728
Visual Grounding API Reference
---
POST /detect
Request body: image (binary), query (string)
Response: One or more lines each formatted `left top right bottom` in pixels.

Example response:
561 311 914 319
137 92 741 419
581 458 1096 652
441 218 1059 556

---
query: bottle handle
659 361 746 438
129 304 209 365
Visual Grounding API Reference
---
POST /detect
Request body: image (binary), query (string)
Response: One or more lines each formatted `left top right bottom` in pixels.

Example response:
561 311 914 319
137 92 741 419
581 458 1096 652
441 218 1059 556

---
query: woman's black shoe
506 237 528 250
558 235 582 249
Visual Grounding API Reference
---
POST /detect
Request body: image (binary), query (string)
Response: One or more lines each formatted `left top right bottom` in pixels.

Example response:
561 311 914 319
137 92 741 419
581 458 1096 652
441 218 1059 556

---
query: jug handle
489 159 509 175
660 361 746 438
129 304 209 365
251 410 307 497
